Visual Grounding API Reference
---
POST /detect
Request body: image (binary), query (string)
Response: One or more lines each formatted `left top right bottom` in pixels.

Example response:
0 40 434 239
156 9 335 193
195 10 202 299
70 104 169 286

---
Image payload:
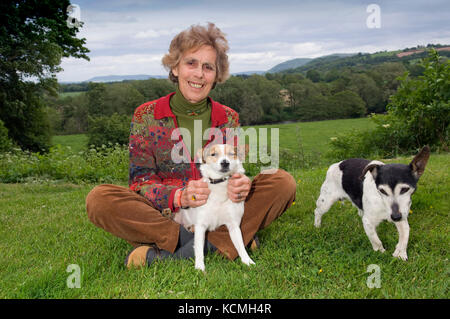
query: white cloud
292 42 323 57
56 0 450 82
59 54 166 82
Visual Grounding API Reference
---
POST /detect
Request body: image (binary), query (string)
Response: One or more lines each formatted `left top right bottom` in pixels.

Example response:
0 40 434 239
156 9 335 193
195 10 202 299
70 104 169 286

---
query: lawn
51 134 88 153
246 117 376 155
0 118 448 298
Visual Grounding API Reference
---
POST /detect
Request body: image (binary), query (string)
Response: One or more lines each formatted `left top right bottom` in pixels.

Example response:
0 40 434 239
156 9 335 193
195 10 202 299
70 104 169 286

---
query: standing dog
174 144 255 271
314 146 430 260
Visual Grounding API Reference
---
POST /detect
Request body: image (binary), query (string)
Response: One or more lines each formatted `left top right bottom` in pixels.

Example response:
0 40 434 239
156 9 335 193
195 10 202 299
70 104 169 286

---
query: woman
86 23 296 268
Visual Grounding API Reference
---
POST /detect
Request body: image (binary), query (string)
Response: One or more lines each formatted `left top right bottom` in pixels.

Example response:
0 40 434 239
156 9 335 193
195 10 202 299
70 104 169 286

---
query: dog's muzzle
391 203 402 222
220 159 230 172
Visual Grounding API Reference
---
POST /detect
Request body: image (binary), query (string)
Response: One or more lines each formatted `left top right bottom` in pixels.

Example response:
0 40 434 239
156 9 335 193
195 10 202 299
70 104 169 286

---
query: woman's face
172 45 217 103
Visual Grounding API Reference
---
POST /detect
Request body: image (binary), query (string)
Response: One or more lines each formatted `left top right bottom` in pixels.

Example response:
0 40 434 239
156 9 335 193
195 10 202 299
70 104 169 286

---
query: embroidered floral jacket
129 92 240 213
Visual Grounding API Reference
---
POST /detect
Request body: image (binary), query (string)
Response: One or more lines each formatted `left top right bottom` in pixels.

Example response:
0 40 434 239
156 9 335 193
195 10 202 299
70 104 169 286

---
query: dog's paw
314 214 322 228
195 263 206 272
373 244 385 253
393 248 408 261
242 258 255 266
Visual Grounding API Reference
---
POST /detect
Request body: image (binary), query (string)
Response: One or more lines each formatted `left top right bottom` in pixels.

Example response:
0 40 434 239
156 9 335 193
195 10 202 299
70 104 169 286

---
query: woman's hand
228 173 251 203
176 179 211 208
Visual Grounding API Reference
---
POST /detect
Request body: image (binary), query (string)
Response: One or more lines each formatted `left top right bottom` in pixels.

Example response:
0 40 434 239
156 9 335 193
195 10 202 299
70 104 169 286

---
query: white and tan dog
174 144 255 271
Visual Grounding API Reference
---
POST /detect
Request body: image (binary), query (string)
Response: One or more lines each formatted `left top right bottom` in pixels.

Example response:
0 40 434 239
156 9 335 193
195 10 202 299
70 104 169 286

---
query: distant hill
281 46 450 74
70 71 265 83
267 54 357 73
267 58 313 73
86 74 166 82
61 45 450 84
232 70 266 76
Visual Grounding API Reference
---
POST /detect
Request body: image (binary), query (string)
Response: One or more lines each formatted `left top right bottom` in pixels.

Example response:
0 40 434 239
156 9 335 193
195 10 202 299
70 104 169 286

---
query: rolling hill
267 58 313 73
61 45 450 84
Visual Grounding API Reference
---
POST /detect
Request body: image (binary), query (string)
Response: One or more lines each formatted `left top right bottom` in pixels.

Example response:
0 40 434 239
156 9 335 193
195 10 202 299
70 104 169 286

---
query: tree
104 82 145 116
329 49 449 160
348 73 383 113
0 0 89 151
0 119 13 152
245 75 284 123
387 49 449 150
210 76 246 113
130 78 174 101
306 69 321 82
330 90 366 119
367 62 406 111
86 82 107 117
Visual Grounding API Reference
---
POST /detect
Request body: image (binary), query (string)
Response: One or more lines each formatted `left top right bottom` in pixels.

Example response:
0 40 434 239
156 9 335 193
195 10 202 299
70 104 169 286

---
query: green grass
244 117 376 157
51 134 89 153
1 119 448 298
51 118 375 157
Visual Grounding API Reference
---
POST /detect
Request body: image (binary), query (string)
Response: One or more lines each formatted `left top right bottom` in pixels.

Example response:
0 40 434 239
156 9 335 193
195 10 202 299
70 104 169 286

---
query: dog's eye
400 187 410 194
210 153 216 157
379 189 388 196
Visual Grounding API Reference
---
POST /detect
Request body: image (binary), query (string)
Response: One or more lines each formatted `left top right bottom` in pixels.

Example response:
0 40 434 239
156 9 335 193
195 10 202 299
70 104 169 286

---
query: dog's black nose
220 160 230 168
391 203 402 221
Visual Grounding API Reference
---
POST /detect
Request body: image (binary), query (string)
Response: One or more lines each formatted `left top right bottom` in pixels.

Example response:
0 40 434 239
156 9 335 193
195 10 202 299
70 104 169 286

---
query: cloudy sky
58 0 450 82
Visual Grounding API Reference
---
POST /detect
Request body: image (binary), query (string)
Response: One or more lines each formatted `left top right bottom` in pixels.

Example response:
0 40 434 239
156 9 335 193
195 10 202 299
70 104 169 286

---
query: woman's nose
192 65 204 78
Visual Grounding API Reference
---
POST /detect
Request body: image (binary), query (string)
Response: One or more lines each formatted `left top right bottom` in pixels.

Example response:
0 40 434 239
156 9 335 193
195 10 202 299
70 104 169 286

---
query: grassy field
51 118 376 163
52 134 88 153
1 118 448 299
246 118 376 156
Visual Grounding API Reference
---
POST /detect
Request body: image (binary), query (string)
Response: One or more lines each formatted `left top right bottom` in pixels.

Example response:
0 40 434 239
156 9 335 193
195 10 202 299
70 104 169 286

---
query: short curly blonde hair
162 22 230 85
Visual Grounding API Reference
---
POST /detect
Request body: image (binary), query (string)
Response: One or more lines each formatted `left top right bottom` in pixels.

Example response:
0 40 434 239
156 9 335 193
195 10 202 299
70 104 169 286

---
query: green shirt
170 87 212 159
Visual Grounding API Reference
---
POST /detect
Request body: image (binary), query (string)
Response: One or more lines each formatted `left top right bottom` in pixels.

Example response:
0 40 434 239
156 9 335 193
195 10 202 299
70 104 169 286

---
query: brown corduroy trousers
85 169 296 260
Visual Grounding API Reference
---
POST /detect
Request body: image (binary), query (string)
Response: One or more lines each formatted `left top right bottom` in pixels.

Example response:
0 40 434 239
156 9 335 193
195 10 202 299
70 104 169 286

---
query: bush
87 113 131 148
0 144 128 183
387 49 449 150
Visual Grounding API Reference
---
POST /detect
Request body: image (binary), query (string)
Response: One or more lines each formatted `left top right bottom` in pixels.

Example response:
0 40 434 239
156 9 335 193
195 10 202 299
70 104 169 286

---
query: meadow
0 118 448 299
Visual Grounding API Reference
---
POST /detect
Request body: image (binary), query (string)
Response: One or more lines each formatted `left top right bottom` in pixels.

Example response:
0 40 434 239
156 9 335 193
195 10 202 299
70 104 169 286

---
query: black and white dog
314 146 430 260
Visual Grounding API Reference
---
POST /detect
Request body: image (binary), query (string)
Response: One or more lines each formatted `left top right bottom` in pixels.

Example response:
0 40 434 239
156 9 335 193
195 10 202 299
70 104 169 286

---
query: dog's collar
209 177 228 184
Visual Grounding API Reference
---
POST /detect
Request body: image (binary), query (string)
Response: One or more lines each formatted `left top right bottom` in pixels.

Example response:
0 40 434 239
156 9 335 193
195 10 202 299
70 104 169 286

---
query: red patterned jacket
128 92 240 213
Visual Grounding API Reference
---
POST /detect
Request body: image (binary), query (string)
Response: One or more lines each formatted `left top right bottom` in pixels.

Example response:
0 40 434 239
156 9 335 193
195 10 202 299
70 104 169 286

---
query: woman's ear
171 66 179 77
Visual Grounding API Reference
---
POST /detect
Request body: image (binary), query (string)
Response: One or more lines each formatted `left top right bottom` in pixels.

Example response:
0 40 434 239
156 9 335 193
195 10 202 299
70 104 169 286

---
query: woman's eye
379 189 388 196
400 187 410 194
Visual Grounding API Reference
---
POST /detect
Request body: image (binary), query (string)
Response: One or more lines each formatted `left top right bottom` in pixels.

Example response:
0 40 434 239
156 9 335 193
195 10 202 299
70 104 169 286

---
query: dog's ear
409 145 430 180
360 163 381 181
196 147 206 164
235 144 249 162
